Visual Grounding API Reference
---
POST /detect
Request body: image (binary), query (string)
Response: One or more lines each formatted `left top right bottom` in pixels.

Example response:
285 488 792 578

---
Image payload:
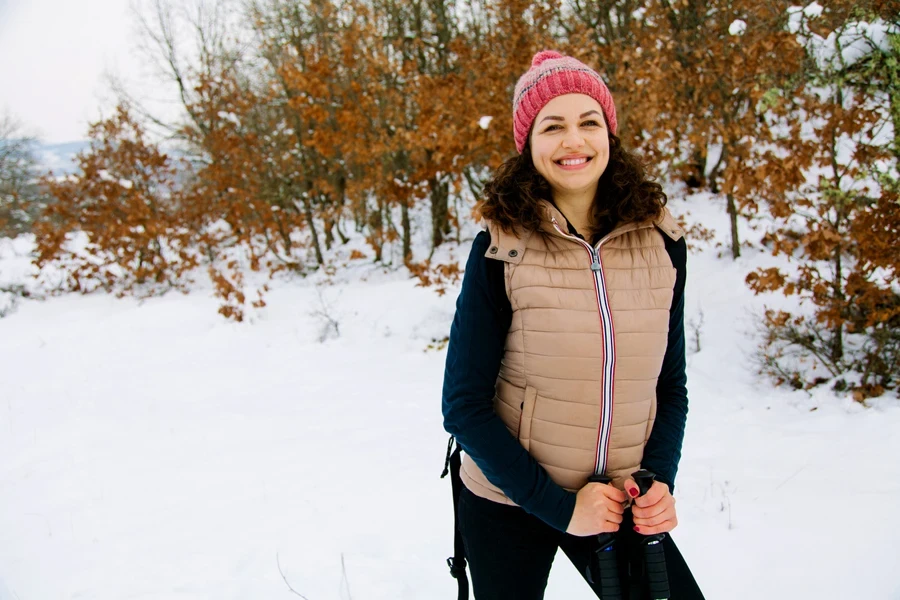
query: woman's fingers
600 483 627 504
604 497 625 515
633 505 675 527
577 479 680 535
598 521 620 533
634 515 678 535
569 482 628 536
623 478 640 499
632 497 671 520
633 480 669 508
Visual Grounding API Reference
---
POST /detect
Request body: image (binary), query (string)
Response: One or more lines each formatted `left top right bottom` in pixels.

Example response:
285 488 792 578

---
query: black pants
458 486 705 600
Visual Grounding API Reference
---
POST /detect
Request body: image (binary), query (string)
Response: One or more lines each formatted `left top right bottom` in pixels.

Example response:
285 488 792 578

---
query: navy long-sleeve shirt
442 226 689 533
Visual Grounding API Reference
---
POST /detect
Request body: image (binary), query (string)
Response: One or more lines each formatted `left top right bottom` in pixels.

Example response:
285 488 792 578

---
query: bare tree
127 0 252 140
0 112 43 236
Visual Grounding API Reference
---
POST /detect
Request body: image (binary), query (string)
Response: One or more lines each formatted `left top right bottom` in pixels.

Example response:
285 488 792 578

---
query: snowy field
1 195 899 599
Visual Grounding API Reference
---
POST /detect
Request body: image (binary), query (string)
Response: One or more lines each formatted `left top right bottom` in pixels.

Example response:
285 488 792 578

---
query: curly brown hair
479 134 667 236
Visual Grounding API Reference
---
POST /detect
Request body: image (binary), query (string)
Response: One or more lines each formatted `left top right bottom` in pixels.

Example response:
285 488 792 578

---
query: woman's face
529 93 610 199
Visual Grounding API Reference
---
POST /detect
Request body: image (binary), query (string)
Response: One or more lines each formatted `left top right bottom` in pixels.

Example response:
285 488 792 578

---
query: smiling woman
479 93 667 243
441 50 704 599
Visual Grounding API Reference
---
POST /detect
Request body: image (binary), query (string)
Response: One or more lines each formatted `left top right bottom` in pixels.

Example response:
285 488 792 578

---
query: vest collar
483 200 684 264
539 200 684 246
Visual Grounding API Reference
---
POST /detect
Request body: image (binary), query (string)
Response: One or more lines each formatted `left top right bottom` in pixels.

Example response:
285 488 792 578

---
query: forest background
1 0 898 399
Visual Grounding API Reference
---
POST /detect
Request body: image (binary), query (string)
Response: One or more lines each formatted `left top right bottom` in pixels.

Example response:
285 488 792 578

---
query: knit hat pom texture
531 50 563 67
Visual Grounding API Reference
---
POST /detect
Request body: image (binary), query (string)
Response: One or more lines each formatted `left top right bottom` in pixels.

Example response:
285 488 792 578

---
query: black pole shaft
587 474 623 600
631 470 671 600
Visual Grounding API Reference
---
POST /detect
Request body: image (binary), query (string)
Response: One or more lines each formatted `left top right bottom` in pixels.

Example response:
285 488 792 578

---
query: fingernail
628 487 639 497
633 526 641 533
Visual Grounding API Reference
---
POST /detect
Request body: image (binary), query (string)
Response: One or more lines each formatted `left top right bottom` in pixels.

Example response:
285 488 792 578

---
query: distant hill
36 141 89 175
35 140 190 177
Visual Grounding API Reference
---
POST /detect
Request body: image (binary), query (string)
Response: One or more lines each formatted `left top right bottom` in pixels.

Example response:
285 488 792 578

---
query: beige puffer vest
460 200 684 505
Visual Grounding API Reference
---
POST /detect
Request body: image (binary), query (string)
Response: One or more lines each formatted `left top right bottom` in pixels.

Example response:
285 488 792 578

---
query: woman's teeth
559 157 589 166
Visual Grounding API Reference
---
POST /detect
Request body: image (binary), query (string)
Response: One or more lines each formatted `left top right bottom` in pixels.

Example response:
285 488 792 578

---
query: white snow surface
1 195 900 599
787 5 897 71
803 2 824 19
728 19 747 37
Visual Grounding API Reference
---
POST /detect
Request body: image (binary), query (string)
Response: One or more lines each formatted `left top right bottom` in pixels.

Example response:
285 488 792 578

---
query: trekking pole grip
586 474 623 600
631 470 670 600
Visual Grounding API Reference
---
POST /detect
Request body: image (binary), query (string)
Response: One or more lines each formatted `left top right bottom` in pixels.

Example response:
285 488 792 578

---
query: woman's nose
562 128 585 149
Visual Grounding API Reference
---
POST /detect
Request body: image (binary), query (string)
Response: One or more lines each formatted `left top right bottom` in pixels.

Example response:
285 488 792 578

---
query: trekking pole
585 474 623 600
632 470 670 600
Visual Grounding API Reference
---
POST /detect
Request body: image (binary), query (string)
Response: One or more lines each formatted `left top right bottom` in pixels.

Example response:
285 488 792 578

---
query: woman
441 51 704 599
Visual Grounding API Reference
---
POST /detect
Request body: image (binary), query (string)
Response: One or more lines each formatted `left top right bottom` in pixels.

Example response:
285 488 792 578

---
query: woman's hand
625 478 678 535
566 482 627 537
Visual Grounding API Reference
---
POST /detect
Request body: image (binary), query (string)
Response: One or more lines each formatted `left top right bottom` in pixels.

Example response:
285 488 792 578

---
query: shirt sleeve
640 235 689 493
441 230 577 532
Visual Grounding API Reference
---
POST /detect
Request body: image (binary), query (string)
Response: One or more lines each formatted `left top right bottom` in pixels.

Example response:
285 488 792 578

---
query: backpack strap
440 436 469 600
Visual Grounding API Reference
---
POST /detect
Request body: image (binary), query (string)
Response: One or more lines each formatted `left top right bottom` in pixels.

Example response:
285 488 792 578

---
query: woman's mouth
555 156 592 170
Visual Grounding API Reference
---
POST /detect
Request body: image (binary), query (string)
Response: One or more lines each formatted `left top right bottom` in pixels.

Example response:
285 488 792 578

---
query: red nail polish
628 487 639 497
634 526 641 533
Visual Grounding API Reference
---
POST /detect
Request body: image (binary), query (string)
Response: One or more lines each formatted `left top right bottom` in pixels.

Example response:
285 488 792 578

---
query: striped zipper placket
550 219 617 477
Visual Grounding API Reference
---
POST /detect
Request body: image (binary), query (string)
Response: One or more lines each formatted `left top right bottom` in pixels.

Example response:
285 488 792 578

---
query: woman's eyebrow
538 110 602 124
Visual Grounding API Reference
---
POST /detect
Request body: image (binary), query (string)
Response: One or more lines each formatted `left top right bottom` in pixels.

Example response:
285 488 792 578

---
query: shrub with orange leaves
34 105 200 297
746 4 899 399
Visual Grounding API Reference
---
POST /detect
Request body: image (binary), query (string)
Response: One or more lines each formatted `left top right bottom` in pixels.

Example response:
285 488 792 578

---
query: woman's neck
552 189 595 238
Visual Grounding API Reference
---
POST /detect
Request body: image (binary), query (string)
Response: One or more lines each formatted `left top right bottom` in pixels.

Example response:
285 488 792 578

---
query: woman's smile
555 155 593 170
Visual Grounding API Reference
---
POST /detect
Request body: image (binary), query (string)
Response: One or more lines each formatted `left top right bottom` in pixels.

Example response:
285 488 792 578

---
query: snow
787 4 821 34
216 111 242 128
803 2 824 18
787 4 898 71
1 195 900 599
824 20 896 69
703 143 723 178
728 19 747 36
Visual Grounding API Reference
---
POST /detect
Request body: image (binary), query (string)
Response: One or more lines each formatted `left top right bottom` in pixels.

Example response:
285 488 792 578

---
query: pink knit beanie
513 50 617 154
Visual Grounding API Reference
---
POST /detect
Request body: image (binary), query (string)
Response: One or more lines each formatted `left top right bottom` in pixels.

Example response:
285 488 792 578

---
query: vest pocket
518 386 538 451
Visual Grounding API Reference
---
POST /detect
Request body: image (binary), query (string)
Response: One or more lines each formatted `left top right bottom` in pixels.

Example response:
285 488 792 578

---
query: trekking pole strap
441 436 469 600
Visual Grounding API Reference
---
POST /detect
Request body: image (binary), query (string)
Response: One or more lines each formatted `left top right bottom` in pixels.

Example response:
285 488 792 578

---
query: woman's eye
542 120 601 133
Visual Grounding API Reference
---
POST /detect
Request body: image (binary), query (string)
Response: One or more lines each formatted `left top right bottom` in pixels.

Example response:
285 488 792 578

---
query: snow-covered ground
1 195 899 599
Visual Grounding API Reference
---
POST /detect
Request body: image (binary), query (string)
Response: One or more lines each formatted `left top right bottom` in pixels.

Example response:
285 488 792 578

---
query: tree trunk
335 217 349 245
726 192 741 259
324 216 335 251
401 196 412 263
831 242 844 363
355 198 367 233
329 175 347 247
302 195 324 266
687 145 706 189
368 197 384 263
430 176 450 252
276 211 294 257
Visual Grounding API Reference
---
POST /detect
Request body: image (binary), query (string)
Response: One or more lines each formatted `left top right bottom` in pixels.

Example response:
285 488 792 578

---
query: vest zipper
550 219 617 478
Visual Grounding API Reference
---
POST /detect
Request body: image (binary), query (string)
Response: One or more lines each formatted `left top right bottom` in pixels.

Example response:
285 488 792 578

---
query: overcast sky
0 0 154 143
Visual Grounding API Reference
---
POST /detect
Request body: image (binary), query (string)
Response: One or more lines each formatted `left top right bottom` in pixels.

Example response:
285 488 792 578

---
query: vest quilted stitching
461 201 681 506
